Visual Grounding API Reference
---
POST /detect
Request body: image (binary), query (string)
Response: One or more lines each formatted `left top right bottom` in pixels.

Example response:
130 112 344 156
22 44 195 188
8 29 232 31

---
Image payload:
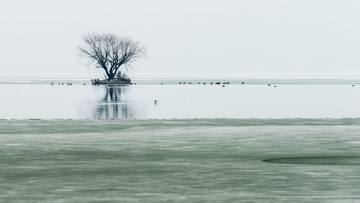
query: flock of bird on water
49 81 273 87
49 81 358 88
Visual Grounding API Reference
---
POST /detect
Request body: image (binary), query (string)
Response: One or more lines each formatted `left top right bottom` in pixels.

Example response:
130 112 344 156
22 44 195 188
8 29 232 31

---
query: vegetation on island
79 33 145 85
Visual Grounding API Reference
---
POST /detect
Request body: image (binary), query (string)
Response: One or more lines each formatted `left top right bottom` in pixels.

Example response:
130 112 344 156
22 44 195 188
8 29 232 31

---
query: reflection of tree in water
94 86 135 119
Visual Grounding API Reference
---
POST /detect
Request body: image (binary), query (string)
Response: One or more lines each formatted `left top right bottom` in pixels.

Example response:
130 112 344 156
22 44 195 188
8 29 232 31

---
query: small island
79 33 145 85
91 71 132 85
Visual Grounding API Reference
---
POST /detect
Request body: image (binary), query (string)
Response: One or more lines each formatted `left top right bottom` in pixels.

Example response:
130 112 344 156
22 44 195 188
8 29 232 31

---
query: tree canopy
79 33 145 80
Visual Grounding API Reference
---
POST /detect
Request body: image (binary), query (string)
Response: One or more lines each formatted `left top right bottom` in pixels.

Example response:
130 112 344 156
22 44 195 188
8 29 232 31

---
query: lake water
1 77 360 202
1 77 360 119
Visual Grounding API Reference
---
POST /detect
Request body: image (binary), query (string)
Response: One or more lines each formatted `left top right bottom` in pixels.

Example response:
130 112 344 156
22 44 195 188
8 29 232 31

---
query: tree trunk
108 69 119 81
108 72 115 80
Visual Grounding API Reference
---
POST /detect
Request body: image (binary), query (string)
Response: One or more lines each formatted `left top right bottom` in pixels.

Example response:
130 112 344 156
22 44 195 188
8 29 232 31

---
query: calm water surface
0 78 360 119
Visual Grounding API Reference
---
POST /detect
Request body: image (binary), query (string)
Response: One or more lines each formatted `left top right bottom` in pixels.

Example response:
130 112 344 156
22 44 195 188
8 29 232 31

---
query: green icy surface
1 119 360 202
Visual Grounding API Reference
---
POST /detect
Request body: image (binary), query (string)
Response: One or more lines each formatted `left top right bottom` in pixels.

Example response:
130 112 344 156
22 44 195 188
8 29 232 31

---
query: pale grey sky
1 0 360 77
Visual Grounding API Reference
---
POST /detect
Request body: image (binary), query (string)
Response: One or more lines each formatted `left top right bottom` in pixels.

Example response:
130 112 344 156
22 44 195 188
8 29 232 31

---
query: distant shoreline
0 77 360 85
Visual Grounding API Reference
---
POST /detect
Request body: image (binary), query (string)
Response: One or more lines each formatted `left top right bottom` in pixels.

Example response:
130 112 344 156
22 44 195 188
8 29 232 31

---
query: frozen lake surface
1 77 360 119
1 78 360 202
1 119 360 202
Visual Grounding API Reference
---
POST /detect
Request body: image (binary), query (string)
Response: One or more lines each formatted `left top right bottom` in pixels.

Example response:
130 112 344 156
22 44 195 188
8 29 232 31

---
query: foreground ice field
1 119 360 202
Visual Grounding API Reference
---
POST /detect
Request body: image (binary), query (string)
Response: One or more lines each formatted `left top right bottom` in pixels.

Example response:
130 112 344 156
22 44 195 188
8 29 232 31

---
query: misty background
1 0 360 78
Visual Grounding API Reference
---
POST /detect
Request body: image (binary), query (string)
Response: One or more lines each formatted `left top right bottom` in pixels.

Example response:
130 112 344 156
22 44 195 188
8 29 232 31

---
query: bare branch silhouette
79 33 145 81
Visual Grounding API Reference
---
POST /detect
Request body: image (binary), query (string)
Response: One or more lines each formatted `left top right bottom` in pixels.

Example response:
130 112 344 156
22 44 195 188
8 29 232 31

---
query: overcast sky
1 0 360 78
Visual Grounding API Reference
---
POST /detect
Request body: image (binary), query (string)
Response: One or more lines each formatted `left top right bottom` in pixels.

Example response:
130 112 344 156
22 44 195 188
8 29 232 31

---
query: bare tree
79 33 145 81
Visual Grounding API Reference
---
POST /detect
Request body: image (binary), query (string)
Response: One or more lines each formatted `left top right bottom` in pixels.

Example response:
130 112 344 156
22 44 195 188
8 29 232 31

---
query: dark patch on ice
263 156 360 165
